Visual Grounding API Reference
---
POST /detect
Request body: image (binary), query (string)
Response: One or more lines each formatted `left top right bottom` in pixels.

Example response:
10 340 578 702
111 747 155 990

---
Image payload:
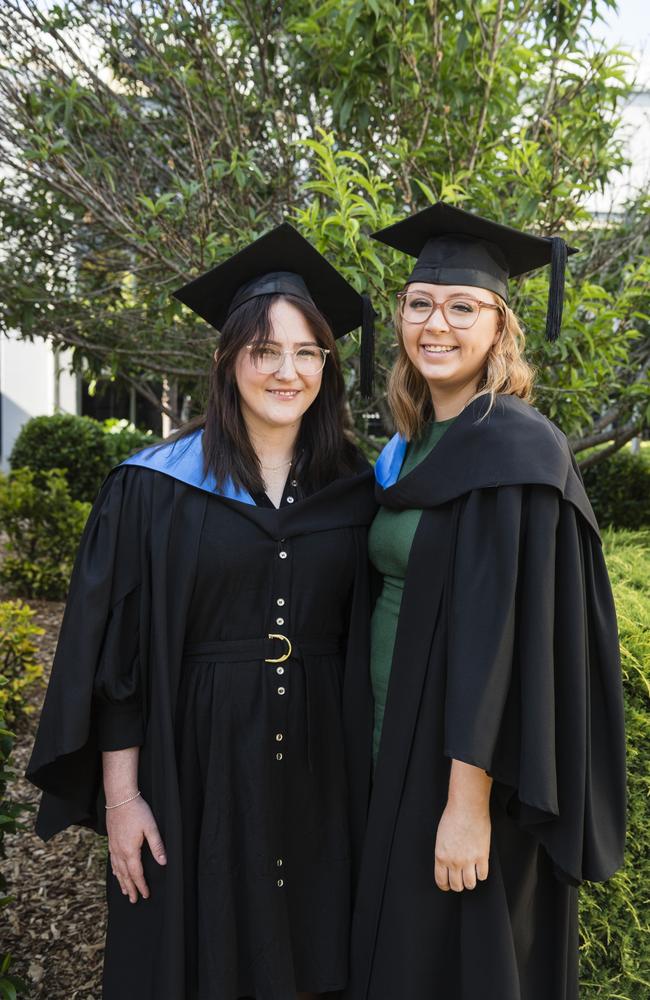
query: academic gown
26 430 377 1000
347 394 626 1000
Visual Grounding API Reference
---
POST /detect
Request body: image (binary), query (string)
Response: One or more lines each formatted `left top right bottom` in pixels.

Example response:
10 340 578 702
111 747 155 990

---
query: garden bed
2 601 106 999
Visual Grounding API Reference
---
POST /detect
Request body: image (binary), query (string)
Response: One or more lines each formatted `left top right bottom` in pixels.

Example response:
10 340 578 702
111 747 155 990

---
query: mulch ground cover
2 600 107 999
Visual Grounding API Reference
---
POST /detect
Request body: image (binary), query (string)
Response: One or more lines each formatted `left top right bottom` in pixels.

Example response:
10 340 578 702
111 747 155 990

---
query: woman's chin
418 363 459 386
256 403 309 429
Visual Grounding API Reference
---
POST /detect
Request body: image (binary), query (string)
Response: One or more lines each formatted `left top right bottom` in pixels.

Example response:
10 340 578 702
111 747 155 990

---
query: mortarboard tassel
360 293 376 399
545 236 568 342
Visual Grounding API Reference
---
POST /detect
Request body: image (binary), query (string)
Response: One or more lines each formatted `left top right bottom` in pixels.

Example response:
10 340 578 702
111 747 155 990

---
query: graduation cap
371 202 578 341
173 222 375 396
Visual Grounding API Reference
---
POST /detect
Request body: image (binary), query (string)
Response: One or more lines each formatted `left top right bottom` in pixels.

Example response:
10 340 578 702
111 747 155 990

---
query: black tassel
545 236 568 342
360 293 376 399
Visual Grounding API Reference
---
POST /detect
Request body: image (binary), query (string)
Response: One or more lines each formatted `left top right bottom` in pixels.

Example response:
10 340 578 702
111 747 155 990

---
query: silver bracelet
105 790 141 810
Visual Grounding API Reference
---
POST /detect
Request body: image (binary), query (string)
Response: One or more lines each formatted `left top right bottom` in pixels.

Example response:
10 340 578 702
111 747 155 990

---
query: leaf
339 96 354 130
413 178 437 204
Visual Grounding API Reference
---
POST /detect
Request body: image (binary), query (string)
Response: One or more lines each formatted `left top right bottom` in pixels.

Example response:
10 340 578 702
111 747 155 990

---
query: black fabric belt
183 636 341 663
182 635 342 774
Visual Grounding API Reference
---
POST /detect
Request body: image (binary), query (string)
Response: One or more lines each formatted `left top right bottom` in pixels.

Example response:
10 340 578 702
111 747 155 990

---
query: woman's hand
102 747 166 904
434 759 492 892
106 794 167 903
434 800 491 891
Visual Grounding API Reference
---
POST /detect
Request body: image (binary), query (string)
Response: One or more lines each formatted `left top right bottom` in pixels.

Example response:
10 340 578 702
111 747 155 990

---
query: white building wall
0 331 79 471
588 65 650 217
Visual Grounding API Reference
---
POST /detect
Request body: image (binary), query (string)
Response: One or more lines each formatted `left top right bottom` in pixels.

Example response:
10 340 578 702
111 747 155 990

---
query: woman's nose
424 303 449 333
275 352 299 379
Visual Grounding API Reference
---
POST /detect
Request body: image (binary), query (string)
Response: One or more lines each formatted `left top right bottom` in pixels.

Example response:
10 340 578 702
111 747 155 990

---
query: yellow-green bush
0 600 44 728
0 601 38 998
579 530 650 999
0 467 90 600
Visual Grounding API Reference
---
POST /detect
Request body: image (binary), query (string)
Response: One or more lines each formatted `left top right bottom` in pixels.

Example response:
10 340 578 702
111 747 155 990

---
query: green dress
369 417 455 762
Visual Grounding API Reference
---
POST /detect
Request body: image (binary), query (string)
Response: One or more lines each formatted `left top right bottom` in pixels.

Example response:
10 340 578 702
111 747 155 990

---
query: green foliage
294 132 650 445
0 468 90 600
0 602 44 729
10 414 111 502
0 616 32 998
101 419 159 467
0 1 647 458
579 531 650 998
583 449 650 530
9 414 157 503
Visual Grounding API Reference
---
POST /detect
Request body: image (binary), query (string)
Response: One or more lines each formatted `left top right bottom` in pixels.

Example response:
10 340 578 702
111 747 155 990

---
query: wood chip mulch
2 600 106 999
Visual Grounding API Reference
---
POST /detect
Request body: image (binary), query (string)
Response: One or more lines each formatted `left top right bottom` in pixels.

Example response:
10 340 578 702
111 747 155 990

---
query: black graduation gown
26 434 376 1000
347 395 626 1000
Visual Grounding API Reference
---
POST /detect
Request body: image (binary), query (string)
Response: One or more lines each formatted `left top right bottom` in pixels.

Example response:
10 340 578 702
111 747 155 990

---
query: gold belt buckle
265 633 292 663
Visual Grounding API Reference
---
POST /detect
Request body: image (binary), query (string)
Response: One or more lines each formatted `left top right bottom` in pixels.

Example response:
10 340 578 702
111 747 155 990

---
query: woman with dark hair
27 224 377 1000
347 204 626 1000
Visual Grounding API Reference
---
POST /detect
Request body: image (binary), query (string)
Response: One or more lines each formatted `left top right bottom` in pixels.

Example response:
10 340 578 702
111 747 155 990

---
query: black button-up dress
172 479 360 997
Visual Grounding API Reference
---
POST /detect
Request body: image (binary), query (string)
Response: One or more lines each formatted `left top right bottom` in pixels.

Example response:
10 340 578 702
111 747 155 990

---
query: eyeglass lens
401 292 481 329
249 345 327 375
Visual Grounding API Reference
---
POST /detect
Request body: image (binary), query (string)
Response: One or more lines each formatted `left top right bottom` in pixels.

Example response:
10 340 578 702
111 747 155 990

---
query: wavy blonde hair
387 294 535 440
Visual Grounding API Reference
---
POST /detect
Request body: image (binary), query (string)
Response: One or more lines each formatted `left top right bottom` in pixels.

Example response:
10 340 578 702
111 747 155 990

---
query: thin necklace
260 458 293 472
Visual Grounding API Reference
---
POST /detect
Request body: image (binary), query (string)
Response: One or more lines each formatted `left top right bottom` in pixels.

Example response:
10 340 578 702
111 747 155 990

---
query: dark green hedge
9 414 157 503
579 530 650 998
583 449 650 531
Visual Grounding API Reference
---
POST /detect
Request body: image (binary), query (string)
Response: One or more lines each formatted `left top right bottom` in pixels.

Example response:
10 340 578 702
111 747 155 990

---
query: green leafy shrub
102 418 157 467
0 468 90 600
9 414 158 504
0 601 44 728
583 450 650 531
579 530 650 999
9 413 111 502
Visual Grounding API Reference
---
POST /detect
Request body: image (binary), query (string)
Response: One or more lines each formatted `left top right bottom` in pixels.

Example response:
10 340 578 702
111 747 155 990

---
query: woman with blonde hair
347 203 626 1000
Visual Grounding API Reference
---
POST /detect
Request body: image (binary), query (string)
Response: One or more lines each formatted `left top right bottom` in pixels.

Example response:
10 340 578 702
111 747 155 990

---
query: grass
579 530 650 999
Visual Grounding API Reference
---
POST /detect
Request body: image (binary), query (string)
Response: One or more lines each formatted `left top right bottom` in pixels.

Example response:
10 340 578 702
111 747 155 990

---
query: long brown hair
387 295 535 439
174 293 358 494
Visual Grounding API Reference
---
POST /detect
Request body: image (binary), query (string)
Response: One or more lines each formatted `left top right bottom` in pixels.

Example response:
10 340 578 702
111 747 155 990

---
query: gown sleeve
25 465 152 839
93 580 145 752
443 484 626 885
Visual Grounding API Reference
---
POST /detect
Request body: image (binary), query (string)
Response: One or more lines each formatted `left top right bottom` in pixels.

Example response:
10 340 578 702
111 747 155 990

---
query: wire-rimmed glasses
246 343 330 376
397 290 501 329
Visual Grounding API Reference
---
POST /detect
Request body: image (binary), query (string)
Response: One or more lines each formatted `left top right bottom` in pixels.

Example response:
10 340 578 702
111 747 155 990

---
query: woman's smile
420 343 459 356
266 387 302 399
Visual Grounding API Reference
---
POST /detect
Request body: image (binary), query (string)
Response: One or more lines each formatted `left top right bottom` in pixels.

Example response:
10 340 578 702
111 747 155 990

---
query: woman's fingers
462 865 477 891
434 861 483 892
144 822 167 866
126 850 149 900
113 860 139 903
448 866 465 892
434 862 450 891
476 859 489 881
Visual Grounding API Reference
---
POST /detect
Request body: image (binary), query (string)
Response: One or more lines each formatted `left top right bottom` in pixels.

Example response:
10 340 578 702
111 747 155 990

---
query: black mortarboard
173 222 375 395
371 202 578 341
